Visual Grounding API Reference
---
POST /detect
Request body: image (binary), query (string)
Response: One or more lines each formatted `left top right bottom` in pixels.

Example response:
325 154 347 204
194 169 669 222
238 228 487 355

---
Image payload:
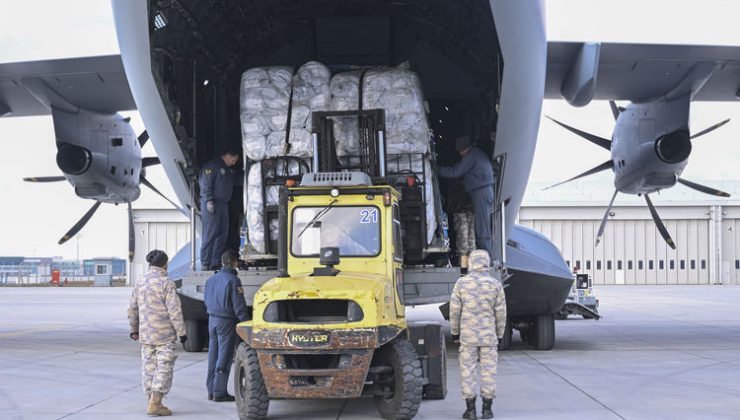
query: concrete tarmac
1 285 739 420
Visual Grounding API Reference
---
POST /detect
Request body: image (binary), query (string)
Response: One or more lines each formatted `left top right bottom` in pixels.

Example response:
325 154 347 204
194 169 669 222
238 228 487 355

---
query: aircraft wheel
182 319 207 352
422 328 447 400
235 343 269 419
534 314 555 350
374 339 423 419
498 318 512 351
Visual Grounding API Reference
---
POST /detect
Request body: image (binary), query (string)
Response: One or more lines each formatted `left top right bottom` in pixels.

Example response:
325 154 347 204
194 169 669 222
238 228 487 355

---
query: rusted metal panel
251 328 378 350
257 349 374 399
237 324 253 344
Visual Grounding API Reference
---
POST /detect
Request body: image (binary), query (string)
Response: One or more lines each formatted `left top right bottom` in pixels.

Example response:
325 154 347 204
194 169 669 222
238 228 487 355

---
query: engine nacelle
654 130 691 164
56 143 92 175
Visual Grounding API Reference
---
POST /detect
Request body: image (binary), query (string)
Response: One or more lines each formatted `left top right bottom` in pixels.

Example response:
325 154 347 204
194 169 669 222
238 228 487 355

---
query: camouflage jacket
127 267 186 345
449 250 507 346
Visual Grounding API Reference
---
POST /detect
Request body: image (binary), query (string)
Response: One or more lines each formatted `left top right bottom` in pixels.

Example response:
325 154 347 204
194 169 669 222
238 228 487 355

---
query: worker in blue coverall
438 136 495 262
199 149 240 270
204 249 250 402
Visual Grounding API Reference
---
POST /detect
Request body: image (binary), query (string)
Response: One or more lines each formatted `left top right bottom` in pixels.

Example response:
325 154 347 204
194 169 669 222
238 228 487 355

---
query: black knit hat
455 136 472 152
146 249 169 268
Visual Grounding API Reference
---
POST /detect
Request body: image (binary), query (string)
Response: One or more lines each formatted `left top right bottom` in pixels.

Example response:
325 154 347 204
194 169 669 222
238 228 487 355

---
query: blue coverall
438 146 495 261
199 158 235 269
203 266 250 398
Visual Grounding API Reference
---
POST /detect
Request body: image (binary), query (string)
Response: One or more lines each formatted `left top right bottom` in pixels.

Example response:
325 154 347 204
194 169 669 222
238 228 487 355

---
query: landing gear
182 319 207 352
373 339 423 420
512 315 555 350
533 315 555 350
234 343 269 420
497 318 512 351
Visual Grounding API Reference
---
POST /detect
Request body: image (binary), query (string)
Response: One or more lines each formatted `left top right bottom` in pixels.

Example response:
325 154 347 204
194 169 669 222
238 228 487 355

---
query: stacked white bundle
241 62 331 160
331 66 436 244
245 159 308 254
242 62 331 253
330 67 430 156
240 66 293 161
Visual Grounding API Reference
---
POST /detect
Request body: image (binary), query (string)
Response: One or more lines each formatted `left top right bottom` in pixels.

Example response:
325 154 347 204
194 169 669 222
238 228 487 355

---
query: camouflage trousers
459 344 498 399
141 342 178 395
453 211 476 256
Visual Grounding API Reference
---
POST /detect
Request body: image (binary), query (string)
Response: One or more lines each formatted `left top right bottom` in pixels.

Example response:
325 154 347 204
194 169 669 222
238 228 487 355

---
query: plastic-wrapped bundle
329 71 363 156
240 66 293 161
245 159 307 254
386 155 437 244
240 62 331 160
330 67 430 156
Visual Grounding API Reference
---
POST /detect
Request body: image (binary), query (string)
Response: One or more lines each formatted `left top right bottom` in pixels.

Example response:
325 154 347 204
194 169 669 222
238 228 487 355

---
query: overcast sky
1 0 739 259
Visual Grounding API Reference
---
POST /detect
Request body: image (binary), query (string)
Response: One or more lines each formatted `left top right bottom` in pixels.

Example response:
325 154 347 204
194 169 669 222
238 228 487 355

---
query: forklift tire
183 319 207 352
234 343 269 420
497 318 512 351
374 339 423 420
534 314 555 350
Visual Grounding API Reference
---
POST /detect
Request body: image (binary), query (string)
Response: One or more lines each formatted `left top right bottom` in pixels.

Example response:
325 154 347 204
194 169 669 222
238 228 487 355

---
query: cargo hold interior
147 0 502 171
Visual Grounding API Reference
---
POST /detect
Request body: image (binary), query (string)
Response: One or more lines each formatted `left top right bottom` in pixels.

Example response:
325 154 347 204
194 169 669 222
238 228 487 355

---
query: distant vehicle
555 273 600 320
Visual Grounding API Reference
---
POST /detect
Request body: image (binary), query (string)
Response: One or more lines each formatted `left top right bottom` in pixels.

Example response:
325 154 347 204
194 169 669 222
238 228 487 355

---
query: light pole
75 234 82 280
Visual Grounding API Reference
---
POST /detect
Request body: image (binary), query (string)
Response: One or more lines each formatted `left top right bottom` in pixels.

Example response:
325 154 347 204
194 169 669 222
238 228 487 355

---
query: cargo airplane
2 0 740 353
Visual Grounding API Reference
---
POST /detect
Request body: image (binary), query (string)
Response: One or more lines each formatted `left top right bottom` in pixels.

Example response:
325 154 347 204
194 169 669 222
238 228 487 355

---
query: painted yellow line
0 324 67 338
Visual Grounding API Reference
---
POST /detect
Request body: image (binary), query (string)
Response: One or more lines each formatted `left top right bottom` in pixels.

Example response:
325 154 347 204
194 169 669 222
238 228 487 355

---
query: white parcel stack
242 62 330 253
330 66 436 243
242 62 437 255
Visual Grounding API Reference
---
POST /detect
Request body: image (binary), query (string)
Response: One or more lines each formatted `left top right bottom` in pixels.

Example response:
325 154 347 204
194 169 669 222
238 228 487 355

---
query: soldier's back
456 273 504 346
135 268 178 345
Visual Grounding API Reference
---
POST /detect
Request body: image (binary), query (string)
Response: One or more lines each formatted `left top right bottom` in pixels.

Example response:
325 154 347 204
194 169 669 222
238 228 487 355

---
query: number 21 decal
360 209 378 224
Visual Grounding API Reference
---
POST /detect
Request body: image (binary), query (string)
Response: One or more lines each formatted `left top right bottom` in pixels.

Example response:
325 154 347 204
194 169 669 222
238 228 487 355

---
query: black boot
481 398 494 419
463 398 477 419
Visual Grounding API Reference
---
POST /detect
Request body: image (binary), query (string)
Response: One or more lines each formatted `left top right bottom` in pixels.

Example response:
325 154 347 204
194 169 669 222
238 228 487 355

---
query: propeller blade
128 202 135 263
140 175 182 210
644 194 676 250
544 160 614 190
23 176 66 183
545 116 612 150
138 130 149 147
595 189 619 247
677 178 731 197
142 157 160 168
609 101 620 121
58 201 102 245
690 118 730 140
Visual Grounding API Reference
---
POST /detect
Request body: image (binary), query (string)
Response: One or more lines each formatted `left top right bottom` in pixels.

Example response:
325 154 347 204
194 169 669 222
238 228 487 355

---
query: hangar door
520 206 712 285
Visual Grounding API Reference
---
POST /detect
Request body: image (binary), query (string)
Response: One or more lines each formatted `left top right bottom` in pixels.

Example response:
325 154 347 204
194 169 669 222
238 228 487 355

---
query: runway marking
54 357 205 420
522 351 626 420
0 324 66 338
336 398 349 419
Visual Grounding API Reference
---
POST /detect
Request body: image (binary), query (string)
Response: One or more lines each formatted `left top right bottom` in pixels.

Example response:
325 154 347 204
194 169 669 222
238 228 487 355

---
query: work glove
179 335 188 344
130 332 139 341
206 201 215 214
451 334 460 343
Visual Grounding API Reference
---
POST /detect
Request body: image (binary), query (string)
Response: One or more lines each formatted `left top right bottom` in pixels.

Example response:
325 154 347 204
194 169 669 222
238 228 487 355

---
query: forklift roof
301 172 373 187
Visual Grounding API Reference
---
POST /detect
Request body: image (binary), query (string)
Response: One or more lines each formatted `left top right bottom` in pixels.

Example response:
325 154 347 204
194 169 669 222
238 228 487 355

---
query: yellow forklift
233 110 448 419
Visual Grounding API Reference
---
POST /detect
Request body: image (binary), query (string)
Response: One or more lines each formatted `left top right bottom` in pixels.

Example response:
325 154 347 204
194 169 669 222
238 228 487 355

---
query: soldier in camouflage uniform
444 180 476 270
449 250 507 420
128 250 187 416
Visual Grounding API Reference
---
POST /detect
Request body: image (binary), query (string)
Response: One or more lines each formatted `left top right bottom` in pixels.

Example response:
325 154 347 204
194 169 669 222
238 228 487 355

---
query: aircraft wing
0 55 135 117
546 41 740 105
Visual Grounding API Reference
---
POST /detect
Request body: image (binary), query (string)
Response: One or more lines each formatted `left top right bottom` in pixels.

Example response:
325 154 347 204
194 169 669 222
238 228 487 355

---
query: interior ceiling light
154 12 167 30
